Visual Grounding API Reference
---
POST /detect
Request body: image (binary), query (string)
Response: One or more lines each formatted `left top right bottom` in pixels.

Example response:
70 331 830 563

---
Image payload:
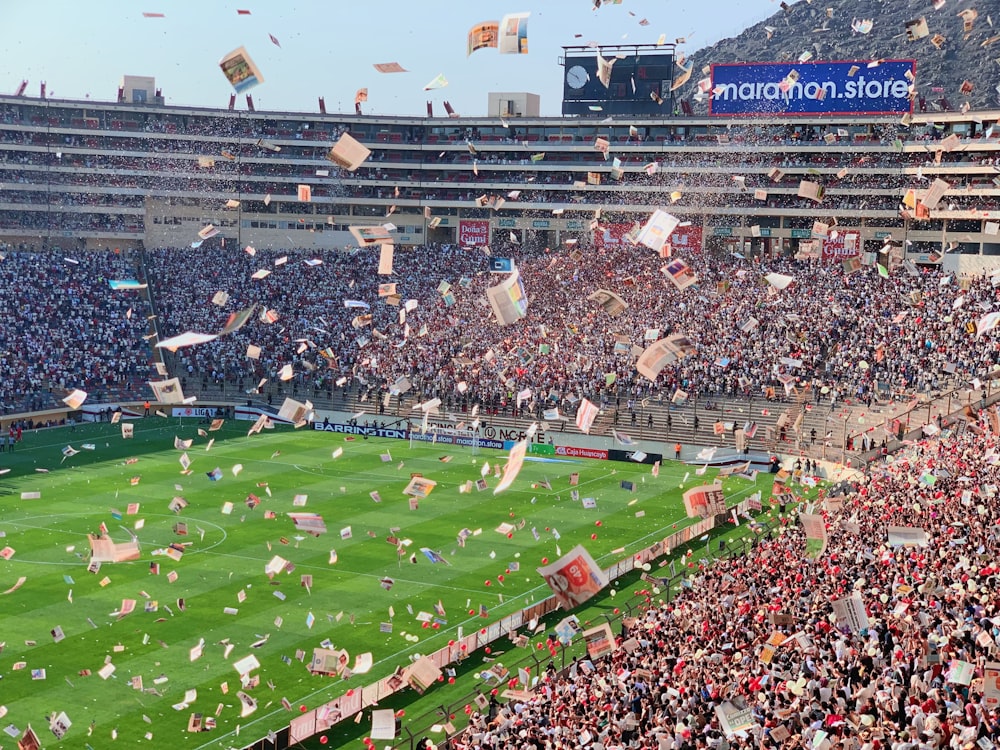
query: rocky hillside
678 0 1000 113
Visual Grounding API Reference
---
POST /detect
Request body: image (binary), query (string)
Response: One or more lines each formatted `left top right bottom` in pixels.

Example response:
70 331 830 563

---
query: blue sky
0 0 778 117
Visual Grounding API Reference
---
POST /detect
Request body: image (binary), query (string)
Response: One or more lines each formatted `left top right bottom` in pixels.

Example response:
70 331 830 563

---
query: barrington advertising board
709 60 915 117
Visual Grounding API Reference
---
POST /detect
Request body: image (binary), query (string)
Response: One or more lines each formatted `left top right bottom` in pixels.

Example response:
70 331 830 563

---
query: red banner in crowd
594 223 702 253
458 220 489 246
822 231 860 262
593 223 634 249
668 224 703 255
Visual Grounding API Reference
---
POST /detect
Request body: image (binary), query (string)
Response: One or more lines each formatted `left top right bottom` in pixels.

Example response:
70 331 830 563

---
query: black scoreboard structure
560 44 677 117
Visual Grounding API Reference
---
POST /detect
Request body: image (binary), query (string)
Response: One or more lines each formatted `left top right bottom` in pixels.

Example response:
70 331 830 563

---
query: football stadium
2 2 1000 750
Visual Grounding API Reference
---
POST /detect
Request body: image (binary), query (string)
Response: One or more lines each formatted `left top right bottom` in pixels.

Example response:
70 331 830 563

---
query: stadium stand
0 249 155 415
0 86 999 750
451 426 1000 750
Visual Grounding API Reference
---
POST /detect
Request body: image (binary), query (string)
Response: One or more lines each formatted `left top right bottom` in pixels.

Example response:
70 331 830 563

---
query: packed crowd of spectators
147 238 1000 421
0 249 155 414
2 231 996 423
0 103 994 420
6 139 988 196
455 424 1000 750
2 104 994 225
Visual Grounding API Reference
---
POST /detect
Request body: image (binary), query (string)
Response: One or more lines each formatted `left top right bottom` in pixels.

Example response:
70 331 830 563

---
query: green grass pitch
0 419 772 749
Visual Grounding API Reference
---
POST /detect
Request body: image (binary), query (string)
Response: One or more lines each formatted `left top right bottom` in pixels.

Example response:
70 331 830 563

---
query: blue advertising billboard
709 60 915 117
489 257 514 273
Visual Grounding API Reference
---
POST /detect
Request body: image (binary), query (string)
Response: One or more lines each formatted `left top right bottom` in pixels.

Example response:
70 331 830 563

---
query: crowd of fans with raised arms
454 424 1000 750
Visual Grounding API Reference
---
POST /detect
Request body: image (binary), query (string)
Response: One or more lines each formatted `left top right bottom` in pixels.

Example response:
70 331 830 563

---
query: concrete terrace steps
190 378 936 464
376 391 840 456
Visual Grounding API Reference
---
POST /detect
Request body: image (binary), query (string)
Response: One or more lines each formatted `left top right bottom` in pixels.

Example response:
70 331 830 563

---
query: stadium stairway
199 379 849 460
186 375 976 470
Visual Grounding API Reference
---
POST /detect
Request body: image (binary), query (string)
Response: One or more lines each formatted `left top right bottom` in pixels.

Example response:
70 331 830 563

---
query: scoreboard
561 44 677 116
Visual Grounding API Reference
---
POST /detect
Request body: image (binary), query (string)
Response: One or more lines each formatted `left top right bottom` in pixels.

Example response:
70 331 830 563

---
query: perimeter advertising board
171 407 223 418
709 60 916 116
555 445 608 460
312 422 409 439
409 431 505 450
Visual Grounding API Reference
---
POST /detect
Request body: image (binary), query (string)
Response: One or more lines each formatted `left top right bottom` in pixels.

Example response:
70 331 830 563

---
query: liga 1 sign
709 60 916 116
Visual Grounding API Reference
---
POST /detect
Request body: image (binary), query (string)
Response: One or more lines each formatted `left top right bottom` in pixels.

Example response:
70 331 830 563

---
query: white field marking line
3 513 230 564
16 423 183 454
591 481 761 566
292 464 329 477
198 549 489 595
3 519 87 536
463 470 619 497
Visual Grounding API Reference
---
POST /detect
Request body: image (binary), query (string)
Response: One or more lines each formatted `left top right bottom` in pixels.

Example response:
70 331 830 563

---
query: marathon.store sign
709 60 916 117
409 431 504 450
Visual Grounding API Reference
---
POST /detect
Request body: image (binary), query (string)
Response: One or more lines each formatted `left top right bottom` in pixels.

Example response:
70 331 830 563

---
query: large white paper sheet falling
378 244 394 275
498 12 530 54
494 440 527 494
348 225 393 246
326 132 371 172
764 272 794 291
978 311 1000 339
575 398 600 434
587 289 628 317
487 270 529 326
148 377 186 404
219 46 264 93
634 209 679 253
467 21 499 56
536 545 608 610
636 335 696 381
278 397 313 424
156 331 218 351
370 709 397 740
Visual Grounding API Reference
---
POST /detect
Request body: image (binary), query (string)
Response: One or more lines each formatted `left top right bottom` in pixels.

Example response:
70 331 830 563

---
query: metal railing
392 515 783 750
